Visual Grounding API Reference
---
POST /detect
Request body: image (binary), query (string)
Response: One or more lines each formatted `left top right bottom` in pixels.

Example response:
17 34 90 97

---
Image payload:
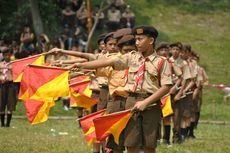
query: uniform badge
136 28 143 34
150 75 157 82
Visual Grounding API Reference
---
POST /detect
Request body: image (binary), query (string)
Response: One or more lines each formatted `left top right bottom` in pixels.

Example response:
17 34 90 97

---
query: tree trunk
86 0 93 52
30 0 44 39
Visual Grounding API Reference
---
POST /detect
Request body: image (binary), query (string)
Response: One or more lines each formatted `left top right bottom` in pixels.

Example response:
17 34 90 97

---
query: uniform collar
137 51 158 61
148 51 158 61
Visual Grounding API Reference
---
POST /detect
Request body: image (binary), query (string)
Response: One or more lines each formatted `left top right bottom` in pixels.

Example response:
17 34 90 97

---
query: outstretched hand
48 48 62 54
66 63 81 70
52 60 63 66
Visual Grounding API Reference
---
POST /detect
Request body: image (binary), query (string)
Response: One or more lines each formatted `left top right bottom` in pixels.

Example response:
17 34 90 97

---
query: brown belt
100 85 108 89
128 92 152 98
114 96 127 101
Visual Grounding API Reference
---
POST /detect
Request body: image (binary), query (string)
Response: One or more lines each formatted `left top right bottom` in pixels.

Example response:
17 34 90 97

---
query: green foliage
38 0 62 38
0 2 31 41
0 0 61 41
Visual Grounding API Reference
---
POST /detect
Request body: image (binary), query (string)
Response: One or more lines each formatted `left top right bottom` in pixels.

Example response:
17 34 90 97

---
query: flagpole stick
69 79 91 86
7 53 44 65
29 64 70 70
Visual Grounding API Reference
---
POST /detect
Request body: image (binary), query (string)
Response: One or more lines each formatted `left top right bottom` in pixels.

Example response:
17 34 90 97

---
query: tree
30 0 44 39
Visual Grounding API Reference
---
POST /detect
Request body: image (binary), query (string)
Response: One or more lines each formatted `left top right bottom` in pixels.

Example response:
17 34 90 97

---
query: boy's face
157 48 169 57
120 45 135 54
180 50 188 60
171 46 180 58
3 52 11 62
106 39 117 53
99 41 106 51
135 35 153 53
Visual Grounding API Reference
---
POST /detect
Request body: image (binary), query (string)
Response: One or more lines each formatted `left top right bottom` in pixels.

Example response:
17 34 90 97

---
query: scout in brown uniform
65 29 134 153
193 53 208 128
156 42 182 146
0 48 17 127
169 42 192 143
96 34 135 153
179 44 196 140
69 25 172 153
186 51 206 138
50 33 119 153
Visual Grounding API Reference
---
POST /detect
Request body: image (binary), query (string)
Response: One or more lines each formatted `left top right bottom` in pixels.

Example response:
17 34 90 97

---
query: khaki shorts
97 86 109 111
181 93 193 118
124 96 161 149
106 96 126 150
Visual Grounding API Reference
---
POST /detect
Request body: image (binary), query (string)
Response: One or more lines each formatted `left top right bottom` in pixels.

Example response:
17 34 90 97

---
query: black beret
117 35 135 47
156 42 169 51
169 42 183 50
183 44 192 52
1 47 10 54
97 33 107 44
103 32 115 44
132 25 158 38
113 28 132 39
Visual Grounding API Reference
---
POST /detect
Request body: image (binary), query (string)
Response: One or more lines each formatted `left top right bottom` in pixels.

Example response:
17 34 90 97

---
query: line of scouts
49 25 208 153
0 25 208 153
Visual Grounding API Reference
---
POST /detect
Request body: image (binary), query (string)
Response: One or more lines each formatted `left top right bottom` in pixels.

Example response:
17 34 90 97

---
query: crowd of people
0 1 210 153
0 0 136 60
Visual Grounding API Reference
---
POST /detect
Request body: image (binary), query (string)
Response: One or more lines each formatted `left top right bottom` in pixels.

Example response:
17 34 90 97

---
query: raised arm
68 57 116 70
49 48 96 60
53 58 88 65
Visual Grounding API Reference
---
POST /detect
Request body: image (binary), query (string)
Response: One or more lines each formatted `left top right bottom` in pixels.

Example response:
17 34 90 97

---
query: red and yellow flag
12 54 45 82
18 65 69 125
24 98 55 125
93 110 132 144
18 65 30 100
80 109 106 145
69 75 98 109
19 65 69 101
161 95 173 117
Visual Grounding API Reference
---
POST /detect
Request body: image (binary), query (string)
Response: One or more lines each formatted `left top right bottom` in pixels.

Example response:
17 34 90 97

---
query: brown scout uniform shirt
168 58 182 84
88 52 108 91
113 51 172 94
188 58 198 79
197 65 208 85
96 52 128 97
169 57 192 81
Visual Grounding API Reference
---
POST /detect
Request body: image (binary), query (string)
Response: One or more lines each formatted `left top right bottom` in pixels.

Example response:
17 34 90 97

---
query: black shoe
188 134 196 139
163 140 172 148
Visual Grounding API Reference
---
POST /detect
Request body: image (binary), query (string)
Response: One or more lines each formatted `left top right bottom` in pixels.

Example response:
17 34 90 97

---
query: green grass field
0 119 229 153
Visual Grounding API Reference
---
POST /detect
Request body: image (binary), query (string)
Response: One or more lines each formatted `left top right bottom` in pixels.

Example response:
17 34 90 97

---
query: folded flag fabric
80 109 106 145
93 109 132 144
69 75 89 84
161 95 173 117
12 54 45 82
18 65 30 100
19 65 69 101
18 65 69 125
69 75 98 109
23 98 55 125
